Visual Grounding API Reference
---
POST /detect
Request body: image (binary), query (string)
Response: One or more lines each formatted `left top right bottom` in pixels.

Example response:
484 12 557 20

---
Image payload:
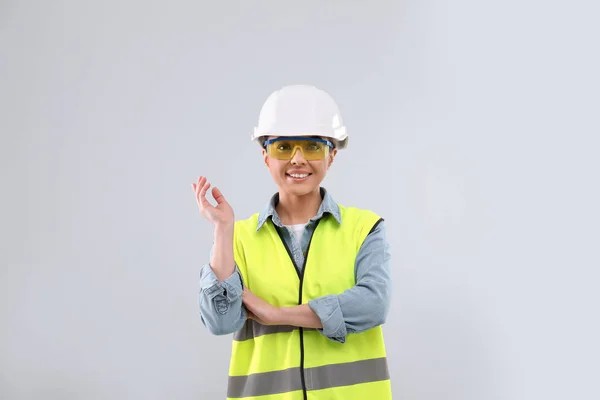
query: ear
327 148 338 168
262 148 269 167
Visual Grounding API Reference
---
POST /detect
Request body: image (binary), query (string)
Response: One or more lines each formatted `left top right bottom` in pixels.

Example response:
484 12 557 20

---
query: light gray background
1 1 599 399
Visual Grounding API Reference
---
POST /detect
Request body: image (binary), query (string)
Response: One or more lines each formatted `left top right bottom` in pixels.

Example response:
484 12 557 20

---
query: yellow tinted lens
267 140 328 160
302 140 325 157
267 140 295 159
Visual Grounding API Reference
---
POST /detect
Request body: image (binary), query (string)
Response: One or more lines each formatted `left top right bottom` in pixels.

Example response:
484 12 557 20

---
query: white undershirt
287 223 306 248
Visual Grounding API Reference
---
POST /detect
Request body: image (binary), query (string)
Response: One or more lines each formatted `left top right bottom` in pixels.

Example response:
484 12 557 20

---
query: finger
198 181 212 209
241 293 250 305
241 295 255 310
241 287 253 300
194 177 204 198
247 311 262 323
211 187 226 205
195 176 206 196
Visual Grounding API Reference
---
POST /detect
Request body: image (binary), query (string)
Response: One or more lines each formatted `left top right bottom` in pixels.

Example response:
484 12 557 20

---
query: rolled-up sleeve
198 263 247 335
308 220 392 344
308 295 347 343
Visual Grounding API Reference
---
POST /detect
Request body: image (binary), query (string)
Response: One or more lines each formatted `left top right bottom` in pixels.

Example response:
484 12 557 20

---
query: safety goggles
263 137 334 160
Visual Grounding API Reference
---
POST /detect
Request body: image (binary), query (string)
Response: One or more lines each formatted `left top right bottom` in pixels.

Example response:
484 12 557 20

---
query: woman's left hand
242 287 281 326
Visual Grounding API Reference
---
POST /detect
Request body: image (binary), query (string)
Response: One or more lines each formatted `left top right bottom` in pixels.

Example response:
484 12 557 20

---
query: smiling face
262 136 337 196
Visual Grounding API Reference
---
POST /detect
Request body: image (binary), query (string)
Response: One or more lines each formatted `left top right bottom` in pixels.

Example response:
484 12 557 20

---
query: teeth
289 173 309 178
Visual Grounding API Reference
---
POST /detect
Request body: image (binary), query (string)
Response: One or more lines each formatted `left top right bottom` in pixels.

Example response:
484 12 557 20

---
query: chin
287 188 315 196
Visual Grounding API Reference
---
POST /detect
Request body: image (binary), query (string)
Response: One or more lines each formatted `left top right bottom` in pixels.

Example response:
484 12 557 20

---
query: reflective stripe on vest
229 205 392 400
228 357 389 398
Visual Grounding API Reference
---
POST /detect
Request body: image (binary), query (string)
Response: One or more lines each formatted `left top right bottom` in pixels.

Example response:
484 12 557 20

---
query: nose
290 146 307 164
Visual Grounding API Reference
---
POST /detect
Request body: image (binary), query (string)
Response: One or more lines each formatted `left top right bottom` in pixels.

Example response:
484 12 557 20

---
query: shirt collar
256 187 342 231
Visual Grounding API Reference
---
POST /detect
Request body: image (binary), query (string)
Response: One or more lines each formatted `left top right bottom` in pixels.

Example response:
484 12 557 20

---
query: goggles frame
263 137 335 161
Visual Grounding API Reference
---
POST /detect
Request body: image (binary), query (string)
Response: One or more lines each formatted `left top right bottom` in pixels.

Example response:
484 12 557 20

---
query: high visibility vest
227 205 392 400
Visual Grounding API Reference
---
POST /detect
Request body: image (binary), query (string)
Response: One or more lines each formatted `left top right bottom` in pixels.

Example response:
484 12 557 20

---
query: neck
276 187 322 225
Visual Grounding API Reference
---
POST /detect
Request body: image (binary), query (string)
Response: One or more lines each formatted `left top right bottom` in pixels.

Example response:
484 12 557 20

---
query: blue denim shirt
198 187 392 343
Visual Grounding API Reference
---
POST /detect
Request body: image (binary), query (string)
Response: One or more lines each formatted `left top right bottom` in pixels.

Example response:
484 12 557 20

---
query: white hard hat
251 84 348 149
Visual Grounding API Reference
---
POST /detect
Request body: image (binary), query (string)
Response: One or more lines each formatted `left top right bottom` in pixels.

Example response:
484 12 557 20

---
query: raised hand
191 176 235 228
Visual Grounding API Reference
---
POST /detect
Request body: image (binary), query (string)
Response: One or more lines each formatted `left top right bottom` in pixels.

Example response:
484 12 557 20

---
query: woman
191 85 393 400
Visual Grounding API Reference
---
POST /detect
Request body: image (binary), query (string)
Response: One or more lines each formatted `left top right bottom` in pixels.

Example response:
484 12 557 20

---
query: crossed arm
199 222 391 343
242 288 323 329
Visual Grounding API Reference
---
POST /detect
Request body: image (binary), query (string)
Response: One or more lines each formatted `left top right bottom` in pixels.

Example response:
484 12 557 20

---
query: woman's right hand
191 176 235 228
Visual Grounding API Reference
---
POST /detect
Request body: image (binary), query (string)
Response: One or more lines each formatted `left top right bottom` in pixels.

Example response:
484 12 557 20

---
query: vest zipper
275 219 321 400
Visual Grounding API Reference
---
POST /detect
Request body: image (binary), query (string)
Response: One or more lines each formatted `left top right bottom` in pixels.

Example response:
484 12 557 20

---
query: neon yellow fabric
228 205 392 400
